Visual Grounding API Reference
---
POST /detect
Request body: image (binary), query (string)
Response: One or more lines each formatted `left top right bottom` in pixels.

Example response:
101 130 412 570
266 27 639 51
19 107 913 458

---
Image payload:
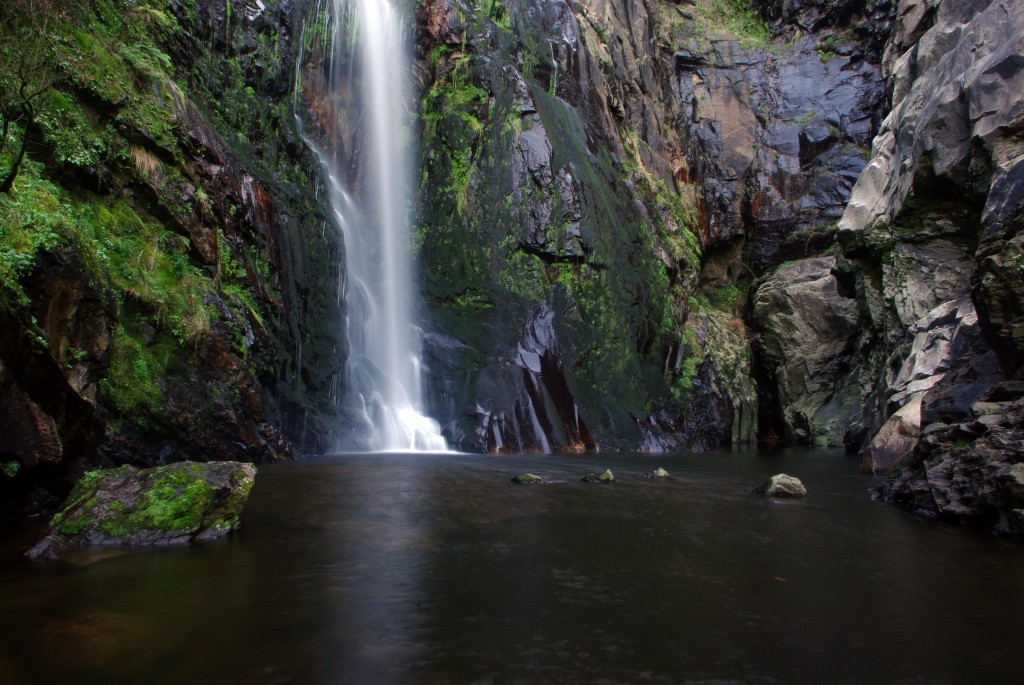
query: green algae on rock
27 461 256 560
580 469 615 483
511 473 546 484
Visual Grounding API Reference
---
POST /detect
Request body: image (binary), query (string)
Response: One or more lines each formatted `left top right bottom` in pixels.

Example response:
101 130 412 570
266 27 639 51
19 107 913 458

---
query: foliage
692 0 773 49
0 157 62 304
0 1 282 434
421 54 490 214
708 283 745 311
621 129 701 271
103 325 166 415
0 0 65 192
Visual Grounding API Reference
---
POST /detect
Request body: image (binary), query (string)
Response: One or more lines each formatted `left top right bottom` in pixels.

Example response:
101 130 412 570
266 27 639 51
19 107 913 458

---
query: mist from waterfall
297 0 447 451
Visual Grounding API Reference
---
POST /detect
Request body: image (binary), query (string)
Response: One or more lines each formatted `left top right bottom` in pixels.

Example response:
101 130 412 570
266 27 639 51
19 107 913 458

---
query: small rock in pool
511 473 545 484
754 473 807 498
642 467 671 479
580 469 615 483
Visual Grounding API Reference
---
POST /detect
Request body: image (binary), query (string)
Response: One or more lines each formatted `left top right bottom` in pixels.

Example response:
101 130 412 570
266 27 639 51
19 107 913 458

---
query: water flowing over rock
298 0 447 451
4 0 1024 537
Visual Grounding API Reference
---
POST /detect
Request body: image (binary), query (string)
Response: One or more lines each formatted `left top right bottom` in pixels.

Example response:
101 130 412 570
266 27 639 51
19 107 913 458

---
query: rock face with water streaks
412 0 890 453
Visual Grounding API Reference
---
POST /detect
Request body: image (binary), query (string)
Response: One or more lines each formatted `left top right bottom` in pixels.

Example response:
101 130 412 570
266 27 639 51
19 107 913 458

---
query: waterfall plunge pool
2 448 1023 684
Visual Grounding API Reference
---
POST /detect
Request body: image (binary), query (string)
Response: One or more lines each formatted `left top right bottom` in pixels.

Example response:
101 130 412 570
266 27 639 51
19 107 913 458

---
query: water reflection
1 449 1023 684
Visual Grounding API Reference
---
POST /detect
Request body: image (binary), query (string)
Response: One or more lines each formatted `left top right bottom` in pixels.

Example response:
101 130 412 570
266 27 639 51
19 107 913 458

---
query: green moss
692 0 773 49
210 473 254 528
133 476 217 532
421 54 489 213
707 283 745 311
794 109 817 125
49 463 252 540
57 513 94 536
102 325 166 415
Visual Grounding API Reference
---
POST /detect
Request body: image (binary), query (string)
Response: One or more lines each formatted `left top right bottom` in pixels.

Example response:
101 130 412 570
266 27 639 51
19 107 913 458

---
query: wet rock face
27 462 257 560
881 381 1024 535
0 250 116 467
415 0 689 452
751 257 862 445
670 13 886 273
414 0 890 452
759 0 896 60
426 304 598 454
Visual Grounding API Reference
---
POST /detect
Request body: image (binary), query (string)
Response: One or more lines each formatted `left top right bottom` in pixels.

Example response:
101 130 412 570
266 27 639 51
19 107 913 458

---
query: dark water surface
2 449 1024 684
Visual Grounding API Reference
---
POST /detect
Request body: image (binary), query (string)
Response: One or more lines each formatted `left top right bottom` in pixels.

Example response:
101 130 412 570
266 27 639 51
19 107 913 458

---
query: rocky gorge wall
3 0 1024 536
411 0 892 453
838 0 1024 534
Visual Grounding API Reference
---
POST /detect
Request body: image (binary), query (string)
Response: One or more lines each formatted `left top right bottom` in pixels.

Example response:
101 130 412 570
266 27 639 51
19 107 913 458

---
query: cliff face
839 0 1024 533
0 0 347 515
411 0 891 452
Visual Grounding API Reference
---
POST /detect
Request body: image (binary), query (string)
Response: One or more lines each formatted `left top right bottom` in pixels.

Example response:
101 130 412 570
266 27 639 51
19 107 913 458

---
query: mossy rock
511 473 545 484
27 461 257 560
642 467 671 479
580 469 615 483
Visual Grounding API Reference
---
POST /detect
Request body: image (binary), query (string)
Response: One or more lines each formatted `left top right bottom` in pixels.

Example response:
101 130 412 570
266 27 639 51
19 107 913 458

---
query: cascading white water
298 0 447 451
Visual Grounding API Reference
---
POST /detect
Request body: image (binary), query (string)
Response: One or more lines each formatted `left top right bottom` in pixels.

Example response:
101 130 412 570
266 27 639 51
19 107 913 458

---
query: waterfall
297 0 448 452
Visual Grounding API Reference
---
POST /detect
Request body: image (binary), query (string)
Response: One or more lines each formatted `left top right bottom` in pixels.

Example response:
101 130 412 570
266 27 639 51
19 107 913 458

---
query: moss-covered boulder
511 473 545 484
27 461 256 559
580 469 615 484
642 467 671 480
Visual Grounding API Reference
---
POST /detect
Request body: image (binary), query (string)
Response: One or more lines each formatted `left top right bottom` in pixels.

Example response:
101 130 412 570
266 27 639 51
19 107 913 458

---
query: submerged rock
27 462 256 560
642 467 671 479
511 473 546 484
580 469 615 484
754 474 808 498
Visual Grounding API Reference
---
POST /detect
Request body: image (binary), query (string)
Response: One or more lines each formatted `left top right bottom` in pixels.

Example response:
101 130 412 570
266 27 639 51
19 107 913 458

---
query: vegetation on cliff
0 0 347 516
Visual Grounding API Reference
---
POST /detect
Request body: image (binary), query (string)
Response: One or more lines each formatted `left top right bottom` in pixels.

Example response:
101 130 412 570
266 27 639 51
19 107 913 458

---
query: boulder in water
511 473 545 484
754 473 808 498
642 467 671 479
27 461 256 560
580 469 615 483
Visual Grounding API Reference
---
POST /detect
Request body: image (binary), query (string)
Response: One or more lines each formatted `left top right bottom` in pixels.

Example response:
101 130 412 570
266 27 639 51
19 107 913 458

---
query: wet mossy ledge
27 461 256 560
